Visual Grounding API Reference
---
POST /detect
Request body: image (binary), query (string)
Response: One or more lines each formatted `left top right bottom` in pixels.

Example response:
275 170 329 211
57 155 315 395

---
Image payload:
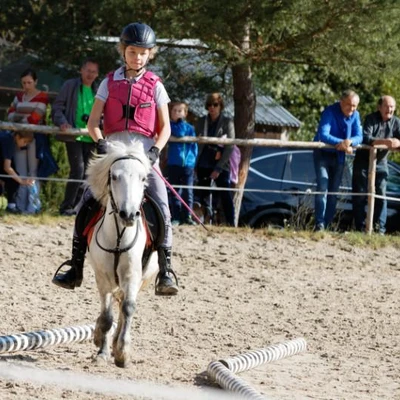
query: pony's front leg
93 291 114 364
113 286 139 368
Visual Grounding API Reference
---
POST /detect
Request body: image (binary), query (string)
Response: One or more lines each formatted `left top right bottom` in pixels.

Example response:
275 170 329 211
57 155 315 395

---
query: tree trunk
232 63 256 226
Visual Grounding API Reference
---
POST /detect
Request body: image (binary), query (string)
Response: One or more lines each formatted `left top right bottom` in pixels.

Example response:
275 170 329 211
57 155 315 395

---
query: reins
94 155 144 285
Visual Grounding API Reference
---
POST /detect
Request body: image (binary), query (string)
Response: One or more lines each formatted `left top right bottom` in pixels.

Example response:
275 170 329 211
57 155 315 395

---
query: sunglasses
207 103 220 108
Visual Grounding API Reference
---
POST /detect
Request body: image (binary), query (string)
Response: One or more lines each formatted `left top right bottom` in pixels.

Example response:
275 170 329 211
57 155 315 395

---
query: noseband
107 155 143 216
95 155 146 284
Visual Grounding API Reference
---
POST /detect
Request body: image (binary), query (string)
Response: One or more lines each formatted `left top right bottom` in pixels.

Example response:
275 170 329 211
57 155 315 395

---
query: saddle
84 193 165 270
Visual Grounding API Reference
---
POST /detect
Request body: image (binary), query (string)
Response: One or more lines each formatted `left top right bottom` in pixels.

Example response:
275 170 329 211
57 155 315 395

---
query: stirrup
155 268 179 296
52 260 82 290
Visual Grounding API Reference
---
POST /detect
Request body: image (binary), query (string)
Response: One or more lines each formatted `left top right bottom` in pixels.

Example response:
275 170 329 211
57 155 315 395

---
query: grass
1 212 399 249
208 224 400 248
0 211 75 226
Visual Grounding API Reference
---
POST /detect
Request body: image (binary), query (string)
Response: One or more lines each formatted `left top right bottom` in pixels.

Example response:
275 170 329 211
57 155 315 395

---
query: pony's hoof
114 356 130 368
93 353 109 365
115 360 129 368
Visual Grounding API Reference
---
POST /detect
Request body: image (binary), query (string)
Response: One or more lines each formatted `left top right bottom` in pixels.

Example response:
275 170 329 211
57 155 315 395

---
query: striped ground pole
0 323 117 354
207 338 307 400
208 361 267 400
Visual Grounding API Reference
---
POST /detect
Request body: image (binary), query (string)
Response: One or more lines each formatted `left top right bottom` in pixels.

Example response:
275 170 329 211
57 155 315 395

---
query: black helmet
120 23 156 48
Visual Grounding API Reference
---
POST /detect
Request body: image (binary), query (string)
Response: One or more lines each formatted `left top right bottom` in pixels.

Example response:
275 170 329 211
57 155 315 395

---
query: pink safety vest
103 70 160 137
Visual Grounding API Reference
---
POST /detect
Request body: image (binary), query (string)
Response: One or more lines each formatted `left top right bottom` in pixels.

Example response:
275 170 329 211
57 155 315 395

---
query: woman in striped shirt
7 68 49 213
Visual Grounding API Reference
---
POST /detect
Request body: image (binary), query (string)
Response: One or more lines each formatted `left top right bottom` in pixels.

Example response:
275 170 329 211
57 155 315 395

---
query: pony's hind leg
93 292 114 364
113 292 136 368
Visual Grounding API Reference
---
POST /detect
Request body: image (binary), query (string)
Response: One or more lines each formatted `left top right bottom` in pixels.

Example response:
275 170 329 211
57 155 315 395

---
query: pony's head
86 140 151 225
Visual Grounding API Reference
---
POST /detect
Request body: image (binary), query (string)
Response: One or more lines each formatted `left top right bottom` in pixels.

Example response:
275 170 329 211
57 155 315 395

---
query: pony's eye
142 177 146 182
111 173 117 181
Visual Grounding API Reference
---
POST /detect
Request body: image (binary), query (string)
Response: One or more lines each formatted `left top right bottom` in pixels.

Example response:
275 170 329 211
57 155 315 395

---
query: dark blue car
239 147 400 232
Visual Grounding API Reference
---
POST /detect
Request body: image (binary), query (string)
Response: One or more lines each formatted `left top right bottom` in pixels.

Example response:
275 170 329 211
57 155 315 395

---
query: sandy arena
0 220 398 399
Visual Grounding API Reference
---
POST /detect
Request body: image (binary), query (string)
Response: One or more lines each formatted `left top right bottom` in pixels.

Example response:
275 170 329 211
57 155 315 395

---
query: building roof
187 95 301 129
252 95 301 128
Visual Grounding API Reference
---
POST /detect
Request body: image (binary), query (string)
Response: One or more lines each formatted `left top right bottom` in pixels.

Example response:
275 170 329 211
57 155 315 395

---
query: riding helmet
120 23 156 48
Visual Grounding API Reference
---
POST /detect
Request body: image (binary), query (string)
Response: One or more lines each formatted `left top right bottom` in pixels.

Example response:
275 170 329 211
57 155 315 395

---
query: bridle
95 155 145 284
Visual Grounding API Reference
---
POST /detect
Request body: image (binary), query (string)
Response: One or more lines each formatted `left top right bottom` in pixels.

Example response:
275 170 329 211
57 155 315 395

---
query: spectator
313 89 363 231
52 58 99 216
0 131 35 213
7 68 52 213
167 101 198 225
194 93 235 226
352 95 400 234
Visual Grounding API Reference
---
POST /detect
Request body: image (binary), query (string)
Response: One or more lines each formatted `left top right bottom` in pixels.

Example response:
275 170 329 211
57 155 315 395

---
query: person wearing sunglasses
194 92 235 226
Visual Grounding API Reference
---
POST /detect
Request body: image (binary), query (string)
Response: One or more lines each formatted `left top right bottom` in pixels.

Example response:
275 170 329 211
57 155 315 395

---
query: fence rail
0 120 396 235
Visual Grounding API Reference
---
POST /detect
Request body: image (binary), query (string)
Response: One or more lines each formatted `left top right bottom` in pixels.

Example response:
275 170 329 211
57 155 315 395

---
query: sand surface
0 220 399 399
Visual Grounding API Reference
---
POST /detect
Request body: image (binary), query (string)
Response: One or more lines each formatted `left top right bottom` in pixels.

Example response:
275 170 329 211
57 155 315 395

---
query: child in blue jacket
167 102 198 225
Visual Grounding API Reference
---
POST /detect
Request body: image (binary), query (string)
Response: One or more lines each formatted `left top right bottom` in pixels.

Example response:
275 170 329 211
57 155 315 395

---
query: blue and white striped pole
0 323 116 354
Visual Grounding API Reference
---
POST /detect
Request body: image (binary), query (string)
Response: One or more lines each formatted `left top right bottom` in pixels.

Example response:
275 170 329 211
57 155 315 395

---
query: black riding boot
52 236 87 290
52 194 99 290
155 247 179 296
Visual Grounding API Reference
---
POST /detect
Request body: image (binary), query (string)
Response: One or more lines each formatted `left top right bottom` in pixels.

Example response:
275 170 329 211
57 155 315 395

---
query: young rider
52 22 178 296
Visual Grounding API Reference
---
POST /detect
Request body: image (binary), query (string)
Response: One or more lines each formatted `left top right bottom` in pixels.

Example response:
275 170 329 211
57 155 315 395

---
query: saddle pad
84 209 105 246
84 195 165 269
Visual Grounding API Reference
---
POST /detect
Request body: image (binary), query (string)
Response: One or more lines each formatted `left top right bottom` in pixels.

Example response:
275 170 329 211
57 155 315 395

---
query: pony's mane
86 139 150 207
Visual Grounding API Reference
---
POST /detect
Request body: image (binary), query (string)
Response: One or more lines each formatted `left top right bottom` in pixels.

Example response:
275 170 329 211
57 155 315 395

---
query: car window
249 149 288 183
387 163 400 194
283 151 316 186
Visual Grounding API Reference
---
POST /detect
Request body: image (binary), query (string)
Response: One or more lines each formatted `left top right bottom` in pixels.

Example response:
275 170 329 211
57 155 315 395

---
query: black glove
95 138 108 155
147 146 160 166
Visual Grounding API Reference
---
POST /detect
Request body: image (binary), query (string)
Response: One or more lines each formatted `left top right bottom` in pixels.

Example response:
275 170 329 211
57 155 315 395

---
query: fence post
365 147 377 234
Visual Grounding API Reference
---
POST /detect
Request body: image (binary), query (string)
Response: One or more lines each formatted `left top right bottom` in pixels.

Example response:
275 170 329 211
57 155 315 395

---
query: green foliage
254 61 400 142
4 0 400 211
153 44 231 109
39 105 69 212
6 1 400 82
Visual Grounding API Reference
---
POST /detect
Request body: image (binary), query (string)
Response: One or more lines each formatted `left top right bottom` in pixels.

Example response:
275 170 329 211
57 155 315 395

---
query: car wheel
253 215 286 230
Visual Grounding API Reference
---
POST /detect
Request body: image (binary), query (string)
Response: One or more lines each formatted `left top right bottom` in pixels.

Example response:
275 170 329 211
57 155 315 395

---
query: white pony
86 139 158 367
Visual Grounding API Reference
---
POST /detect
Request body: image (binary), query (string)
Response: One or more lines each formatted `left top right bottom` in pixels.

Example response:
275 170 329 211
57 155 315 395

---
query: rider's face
124 46 151 71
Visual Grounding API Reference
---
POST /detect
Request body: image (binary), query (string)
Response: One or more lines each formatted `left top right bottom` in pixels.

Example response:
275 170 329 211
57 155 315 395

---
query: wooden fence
0 120 393 234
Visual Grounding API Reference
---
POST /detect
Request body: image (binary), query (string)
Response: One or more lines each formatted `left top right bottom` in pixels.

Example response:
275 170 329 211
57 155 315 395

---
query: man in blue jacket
313 90 363 231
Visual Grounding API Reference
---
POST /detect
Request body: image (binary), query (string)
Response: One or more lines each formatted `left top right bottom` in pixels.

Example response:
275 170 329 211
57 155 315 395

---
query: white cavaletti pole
207 338 307 400
0 323 117 354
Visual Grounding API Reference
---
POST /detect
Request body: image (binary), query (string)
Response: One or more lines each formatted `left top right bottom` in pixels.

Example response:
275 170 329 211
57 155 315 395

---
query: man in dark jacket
52 59 99 216
352 95 400 234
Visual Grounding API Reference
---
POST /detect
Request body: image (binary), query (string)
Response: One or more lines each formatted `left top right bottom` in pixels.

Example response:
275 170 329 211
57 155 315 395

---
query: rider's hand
147 146 160 166
95 138 108 155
